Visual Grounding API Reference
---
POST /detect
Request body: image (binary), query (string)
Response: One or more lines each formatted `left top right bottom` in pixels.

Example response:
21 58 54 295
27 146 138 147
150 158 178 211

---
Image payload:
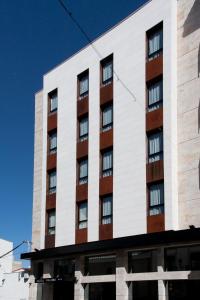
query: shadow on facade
183 0 200 37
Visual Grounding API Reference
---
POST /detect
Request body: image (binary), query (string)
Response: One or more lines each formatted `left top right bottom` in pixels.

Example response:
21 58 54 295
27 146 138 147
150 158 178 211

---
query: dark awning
21 228 200 261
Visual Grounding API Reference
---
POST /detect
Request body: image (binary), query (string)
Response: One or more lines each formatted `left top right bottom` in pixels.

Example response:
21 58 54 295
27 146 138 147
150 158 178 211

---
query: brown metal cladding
146 108 163 132
147 214 165 233
48 113 57 132
76 184 88 202
146 54 163 82
100 83 113 106
46 193 56 210
146 160 164 183
75 228 87 244
77 97 89 117
100 129 113 150
99 224 113 240
47 153 57 171
99 176 113 196
77 140 88 159
45 234 55 248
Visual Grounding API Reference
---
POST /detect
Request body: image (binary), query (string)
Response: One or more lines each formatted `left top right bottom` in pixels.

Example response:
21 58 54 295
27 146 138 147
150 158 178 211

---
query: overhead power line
57 0 137 103
0 240 31 260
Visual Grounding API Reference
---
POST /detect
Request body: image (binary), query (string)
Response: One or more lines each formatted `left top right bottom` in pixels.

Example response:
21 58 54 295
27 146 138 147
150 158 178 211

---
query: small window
48 210 56 235
147 26 163 61
79 158 88 185
78 71 89 99
102 104 113 132
79 115 88 142
148 131 163 163
49 90 58 113
147 79 163 112
49 131 57 154
78 202 88 229
101 195 112 224
49 170 56 194
102 149 113 177
101 56 113 85
149 183 164 216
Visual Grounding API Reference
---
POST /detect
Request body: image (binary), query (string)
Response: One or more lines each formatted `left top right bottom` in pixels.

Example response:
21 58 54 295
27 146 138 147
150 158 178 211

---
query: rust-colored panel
77 97 89 117
146 54 163 82
48 113 57 132
100 83 113 106
146 108 163 132
99 224 113 240
47 153 57 170
146 160 164 183
100 129 113 150
46 193 56 210
75 228 87 244
77 140 88 159
99 176 113 196
45 234 55 248
76 184 88 202
147 214 165 233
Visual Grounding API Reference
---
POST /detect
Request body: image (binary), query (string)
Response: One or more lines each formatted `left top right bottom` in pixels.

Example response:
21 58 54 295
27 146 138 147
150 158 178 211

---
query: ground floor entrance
53 281 74 300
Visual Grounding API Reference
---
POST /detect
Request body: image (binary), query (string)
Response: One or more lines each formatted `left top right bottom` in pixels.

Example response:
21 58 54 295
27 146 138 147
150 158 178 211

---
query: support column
74 256 85 300
29 262 43 300
157 247 167 300
116 250 129 300
42 260 54 300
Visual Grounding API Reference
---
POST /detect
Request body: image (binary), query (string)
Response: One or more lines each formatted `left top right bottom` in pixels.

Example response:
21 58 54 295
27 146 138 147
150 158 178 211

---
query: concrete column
157 248 166 300
42 260 54 300
116 250 129 300
74 256 85 300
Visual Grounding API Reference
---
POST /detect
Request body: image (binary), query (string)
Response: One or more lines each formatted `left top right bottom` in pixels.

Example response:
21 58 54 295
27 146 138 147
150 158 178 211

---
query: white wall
36 0 178 248
0 240 13 275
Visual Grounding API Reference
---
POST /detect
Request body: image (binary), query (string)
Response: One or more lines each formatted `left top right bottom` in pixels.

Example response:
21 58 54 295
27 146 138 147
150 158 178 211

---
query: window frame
101 55 113 86
78 158 88 185
147 78 163 112
78 115 89 142
48 170 56 194
147 23 163 61
101 194 113 225
148 182 164 216
78 201 88 229
48 89 58 113
147 130 163 163
78 70 89 99
49 130 57 154
47 209 56 235
101 103 113 132
101 148 113 178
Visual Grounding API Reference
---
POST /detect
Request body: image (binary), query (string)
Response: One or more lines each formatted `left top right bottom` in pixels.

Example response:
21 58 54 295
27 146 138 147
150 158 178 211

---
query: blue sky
0 0 147 260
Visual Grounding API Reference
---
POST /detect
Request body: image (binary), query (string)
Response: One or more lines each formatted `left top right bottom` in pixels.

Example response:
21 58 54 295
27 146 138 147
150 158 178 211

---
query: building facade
22 0 200 299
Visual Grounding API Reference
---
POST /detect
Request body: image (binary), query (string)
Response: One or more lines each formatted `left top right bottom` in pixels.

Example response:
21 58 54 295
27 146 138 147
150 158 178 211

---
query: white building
0 239 30 300
22 0 200 299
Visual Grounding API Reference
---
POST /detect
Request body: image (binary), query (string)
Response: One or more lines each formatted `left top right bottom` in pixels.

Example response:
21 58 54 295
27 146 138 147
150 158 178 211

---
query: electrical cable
0 241 28 260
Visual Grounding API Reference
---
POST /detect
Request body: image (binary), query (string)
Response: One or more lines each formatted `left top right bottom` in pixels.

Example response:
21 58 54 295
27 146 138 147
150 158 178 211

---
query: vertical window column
76 70 89 244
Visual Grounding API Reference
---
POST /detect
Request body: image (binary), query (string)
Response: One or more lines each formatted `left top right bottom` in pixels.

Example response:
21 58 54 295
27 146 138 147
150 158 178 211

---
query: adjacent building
21 0 200 299
0 239 30 300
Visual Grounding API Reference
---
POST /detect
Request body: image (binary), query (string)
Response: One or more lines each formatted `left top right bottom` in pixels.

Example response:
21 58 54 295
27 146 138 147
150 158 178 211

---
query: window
101 56 113 85
148 131 163 163
129 250 157 273
149 183 164 216
79 115 88 142
102 149 113 177
147 79 163 112
78 72 89 98
49 170 56 194
85 255 116 275
49 90 58 113
78 202 87 229
102 104 113 132
49 131 57 154
101 195 112 224
79 158 88 184
48 210 56 235
148 26 163 61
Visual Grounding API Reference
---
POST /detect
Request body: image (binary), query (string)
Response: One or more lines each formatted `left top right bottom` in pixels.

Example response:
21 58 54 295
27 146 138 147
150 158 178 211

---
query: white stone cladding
177 0 200 229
